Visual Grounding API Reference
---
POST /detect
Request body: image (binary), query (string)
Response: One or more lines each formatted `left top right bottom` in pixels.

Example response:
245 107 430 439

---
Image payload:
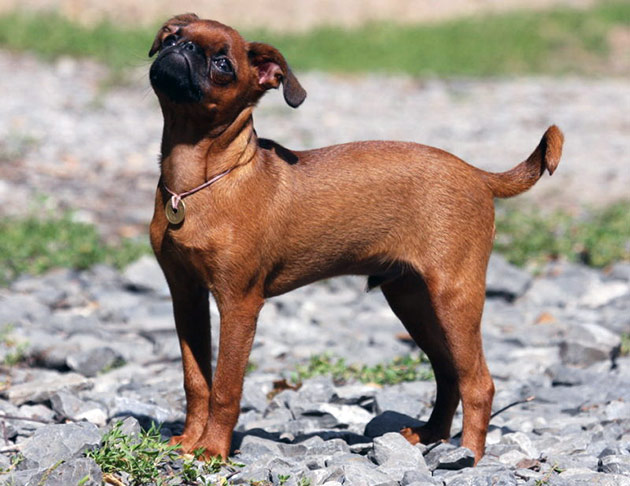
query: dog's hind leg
380 269 494 464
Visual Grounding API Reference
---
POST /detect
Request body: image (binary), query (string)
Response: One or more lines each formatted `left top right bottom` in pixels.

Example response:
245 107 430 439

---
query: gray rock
551 470 630 486
497 449 529 468
371 432 429 480
116 415 143 438
297 436 351 455
30 336 82 370
287 376 336 416
238 435 290 461
597 444 628 459
231 466 272 484
364 411 424 439
66 346 125 377
599 454 630 474
122 255 169 295
521 278 574 308
559 323 621 367
401 470 441 486
325 452 373 468
424 442 459 471
608 262 630 282
373 385 432 418
440 464 517 485
301 469 330 485
0 468 41 486
49 391 108 426
0 400 46 437
286 417 339 436
28 457 102 486
486 253 532 300
108 395 174 423
331 383 379 405
267 458 298 485
0 292 50 325
579 280 629 308
0 419 18 440
545 454 599 472
547 364 593 386
313 403 373 427
603 399 630 421
2 370 91 406
19 422 102 470
18 404 56 424
435 447 476 471
241 378 271 412
502 431 539 458
324 462 394 486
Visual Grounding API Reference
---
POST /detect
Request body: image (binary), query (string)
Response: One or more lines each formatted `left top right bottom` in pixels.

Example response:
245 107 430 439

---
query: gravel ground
0 255 629 485
0 50 629 485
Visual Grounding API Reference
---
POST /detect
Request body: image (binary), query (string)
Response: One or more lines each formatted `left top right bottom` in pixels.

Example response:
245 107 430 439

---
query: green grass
0 212 151 286
621 333 630 357
86 421 236 485
257 1 630 76
495 201 630 269
293 352 434 386
0 453 23 475
0 2 628 77
0 200 627 286
0 11 151 72
0 324 29 366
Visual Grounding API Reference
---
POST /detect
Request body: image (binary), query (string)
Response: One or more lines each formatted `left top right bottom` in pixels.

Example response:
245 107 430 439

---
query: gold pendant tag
165 197 186 224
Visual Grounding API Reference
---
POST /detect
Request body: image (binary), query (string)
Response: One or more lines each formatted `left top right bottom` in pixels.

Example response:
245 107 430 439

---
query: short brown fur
148 15 563 464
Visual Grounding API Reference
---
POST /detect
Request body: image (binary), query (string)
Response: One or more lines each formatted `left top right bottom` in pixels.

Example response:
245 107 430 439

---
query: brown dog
148 14 563 464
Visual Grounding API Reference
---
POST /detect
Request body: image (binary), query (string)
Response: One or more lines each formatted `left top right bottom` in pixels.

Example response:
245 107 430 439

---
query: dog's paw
400 425 449 445
168 434 199 453
400 426 421 445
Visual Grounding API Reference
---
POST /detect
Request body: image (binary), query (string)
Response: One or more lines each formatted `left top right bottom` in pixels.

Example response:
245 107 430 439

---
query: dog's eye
162 35 178 48
212 56 233 74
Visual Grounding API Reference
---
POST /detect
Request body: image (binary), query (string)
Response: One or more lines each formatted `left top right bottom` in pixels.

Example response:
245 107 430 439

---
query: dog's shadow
116 410 510 456
230 428 371 454
118 410 432 454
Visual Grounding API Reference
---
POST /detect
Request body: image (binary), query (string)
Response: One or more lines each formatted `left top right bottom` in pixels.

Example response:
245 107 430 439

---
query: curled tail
480 125 564 198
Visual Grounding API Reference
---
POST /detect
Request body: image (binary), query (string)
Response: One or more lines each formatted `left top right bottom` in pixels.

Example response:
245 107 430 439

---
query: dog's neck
159 107 258 193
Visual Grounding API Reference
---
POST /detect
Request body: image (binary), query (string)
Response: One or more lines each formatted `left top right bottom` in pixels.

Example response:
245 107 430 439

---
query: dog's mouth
150 45 206 103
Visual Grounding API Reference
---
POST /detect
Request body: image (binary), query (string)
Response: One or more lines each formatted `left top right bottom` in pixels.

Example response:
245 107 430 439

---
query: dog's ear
247 42 306 108
149 13 200 57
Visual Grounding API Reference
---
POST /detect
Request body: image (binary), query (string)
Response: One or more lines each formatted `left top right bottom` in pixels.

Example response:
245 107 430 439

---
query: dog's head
149 14 306 121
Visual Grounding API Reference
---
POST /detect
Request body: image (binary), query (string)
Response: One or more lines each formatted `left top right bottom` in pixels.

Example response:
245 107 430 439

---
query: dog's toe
400 426 421 445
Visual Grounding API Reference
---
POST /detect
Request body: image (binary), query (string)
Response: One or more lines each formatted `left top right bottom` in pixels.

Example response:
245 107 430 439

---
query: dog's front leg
194 293 264 460
165 277 212 452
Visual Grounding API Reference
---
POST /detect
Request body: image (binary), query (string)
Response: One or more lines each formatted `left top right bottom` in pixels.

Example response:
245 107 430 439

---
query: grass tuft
494 201 630 269
0 10 152 72
87 421 235 485
293 352 434 386
0 324 29 366
0 212 151 286
87 422 180 484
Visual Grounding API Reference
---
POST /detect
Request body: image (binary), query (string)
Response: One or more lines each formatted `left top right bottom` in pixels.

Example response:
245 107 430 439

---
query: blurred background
0 0 628 286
